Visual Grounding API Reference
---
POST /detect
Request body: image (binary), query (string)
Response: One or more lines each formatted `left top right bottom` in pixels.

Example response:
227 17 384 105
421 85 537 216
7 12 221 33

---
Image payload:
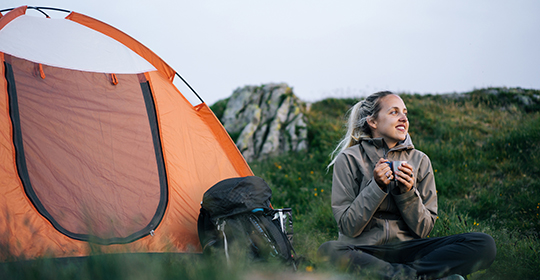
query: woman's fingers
383 170 393 183
374 158 392 188
398 163 414 180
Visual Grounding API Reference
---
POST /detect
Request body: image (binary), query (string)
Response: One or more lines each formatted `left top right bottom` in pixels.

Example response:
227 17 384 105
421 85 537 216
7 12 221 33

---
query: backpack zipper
248 215 280 257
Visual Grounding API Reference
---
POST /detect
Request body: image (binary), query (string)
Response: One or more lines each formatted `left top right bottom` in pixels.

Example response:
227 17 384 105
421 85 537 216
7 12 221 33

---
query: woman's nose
399 113 408 121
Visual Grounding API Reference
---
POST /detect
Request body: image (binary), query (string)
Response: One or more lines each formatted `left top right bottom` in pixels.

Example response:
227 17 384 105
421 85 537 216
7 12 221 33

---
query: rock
221 83 308 161
515 95 532 106
487 89 499 95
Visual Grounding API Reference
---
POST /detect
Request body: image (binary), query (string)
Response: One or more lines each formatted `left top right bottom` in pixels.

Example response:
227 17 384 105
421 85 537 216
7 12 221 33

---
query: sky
2 1 540 105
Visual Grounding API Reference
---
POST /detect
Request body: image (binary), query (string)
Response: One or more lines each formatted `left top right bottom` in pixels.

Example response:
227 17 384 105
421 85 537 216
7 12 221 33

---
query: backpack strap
217 219 230 265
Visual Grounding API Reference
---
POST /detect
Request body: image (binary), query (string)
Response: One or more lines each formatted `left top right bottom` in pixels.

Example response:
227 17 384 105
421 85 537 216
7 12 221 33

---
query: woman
318 91 496 279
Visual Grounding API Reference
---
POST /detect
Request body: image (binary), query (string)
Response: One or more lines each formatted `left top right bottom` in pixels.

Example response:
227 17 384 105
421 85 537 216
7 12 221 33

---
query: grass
2 87 539 279
251 88 540 279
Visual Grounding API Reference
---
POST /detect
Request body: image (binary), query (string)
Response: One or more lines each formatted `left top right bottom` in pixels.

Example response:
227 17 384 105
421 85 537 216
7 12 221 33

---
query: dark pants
317 232 496 280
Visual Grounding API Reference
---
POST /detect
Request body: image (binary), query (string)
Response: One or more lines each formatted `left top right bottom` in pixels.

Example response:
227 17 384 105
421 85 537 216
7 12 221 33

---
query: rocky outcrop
221 83 308 162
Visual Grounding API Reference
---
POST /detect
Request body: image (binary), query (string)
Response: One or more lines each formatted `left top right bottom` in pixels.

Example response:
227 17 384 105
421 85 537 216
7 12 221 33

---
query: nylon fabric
66 12 174 81
0 6 26 30
144 70 253 251
7 55 165 243
0 6 252 261
0 14 156 74
202 176 272 223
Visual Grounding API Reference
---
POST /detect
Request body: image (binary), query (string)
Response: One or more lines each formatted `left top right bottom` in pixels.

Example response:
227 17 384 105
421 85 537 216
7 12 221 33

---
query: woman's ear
367 116 377 130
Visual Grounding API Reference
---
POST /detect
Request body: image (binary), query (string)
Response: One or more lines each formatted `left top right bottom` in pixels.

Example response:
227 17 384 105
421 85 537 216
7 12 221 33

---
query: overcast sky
2 0 540 105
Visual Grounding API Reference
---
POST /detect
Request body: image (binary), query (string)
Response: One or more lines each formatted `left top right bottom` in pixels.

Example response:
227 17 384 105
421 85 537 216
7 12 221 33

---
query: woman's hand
396 162 414 194
374 158 393 191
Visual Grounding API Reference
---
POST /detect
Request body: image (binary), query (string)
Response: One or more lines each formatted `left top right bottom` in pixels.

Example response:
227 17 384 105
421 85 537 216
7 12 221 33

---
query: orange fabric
65 12 176 82
0 7 253 260
1 53 89 260
0 6 26 31
196 103 253 177
144 71 253 251
0 60 252 260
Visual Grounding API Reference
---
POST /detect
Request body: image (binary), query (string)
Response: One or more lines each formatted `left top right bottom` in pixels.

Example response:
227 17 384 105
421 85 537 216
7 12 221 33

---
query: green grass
251 88 540 279
2 88 539 279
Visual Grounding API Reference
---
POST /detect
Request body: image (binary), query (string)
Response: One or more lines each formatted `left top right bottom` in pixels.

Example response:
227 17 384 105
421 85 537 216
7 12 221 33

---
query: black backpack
197 176 296 268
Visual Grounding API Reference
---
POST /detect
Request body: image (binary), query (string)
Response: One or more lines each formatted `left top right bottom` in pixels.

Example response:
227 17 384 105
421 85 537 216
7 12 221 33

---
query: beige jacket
332 135 437 246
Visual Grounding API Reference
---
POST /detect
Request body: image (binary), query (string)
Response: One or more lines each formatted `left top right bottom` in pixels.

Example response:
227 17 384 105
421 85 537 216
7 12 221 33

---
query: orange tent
0 6 252 261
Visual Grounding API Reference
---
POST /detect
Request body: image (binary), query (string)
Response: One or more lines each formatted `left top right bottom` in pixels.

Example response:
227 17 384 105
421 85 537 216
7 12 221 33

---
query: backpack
197 176 296 268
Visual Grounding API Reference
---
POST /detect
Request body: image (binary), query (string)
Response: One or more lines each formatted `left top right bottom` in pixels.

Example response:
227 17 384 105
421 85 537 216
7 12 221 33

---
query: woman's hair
328 91 394 168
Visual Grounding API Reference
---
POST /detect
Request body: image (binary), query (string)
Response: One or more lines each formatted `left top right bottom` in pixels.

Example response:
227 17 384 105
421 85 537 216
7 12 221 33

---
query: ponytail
327 91 394 168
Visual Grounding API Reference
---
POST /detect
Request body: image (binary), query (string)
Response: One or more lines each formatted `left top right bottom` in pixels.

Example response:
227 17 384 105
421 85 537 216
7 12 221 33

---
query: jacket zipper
383 148 396 244
383 178 391 244
381 140 410 244
384 219 389 244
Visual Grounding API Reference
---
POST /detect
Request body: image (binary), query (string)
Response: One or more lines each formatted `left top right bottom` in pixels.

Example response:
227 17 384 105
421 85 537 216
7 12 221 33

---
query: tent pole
175 72 204 104
0 7 71 17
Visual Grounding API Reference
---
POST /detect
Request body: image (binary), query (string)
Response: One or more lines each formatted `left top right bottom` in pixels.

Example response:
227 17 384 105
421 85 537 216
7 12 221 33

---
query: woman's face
368 94 409 148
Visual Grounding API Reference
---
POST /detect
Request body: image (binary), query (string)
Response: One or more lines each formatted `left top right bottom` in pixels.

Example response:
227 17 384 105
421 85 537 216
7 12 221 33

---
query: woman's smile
369 94 409 148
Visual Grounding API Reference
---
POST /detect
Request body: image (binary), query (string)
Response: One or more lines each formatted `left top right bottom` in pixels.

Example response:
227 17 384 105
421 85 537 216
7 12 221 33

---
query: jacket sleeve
332 152 387 238
392 154 438 238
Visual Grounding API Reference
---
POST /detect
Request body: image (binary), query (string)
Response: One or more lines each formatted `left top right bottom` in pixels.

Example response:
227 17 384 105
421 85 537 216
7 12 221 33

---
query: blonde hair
328 91 394 168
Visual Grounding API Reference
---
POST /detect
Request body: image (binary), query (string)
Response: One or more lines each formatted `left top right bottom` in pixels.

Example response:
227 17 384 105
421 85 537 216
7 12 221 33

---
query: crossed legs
318 232 496 279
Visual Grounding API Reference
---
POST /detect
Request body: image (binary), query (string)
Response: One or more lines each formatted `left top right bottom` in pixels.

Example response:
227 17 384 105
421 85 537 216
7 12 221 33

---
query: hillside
3 88 538 280
236 87 540 279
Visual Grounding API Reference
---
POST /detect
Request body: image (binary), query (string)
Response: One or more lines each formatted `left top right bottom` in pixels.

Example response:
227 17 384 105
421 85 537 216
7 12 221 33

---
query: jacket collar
359 134 414 163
